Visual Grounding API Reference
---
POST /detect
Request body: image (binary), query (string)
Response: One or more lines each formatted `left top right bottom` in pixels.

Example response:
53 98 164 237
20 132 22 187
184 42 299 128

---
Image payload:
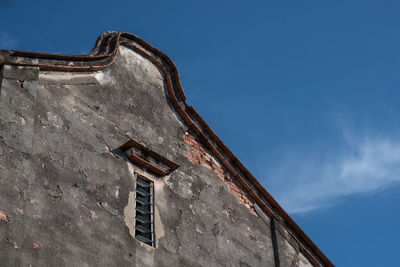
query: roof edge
0 32 333 267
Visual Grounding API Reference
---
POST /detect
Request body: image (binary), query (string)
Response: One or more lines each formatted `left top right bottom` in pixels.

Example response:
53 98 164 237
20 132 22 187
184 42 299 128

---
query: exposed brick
184 133 254 210
0 209 9 223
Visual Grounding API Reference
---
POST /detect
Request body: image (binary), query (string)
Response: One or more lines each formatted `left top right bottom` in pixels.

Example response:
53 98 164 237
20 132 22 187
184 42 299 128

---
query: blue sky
1 0 400 265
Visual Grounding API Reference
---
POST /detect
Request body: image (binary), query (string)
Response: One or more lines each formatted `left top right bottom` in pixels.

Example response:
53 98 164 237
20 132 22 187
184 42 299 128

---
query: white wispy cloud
0 32 18 49
265 131 400 214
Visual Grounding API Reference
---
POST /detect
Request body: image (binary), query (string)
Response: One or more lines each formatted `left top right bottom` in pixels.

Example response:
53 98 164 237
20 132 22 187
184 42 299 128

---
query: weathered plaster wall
0 46 312 266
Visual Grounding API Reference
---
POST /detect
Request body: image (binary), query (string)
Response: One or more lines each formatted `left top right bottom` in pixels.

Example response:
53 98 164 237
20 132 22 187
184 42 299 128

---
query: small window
134 175 155 246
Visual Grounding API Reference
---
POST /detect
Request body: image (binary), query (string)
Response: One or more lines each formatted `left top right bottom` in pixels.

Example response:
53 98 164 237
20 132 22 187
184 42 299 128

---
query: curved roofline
0 32 333 267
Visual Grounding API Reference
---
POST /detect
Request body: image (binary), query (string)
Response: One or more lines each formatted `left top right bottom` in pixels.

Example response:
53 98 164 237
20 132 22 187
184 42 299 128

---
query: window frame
133 172 155 247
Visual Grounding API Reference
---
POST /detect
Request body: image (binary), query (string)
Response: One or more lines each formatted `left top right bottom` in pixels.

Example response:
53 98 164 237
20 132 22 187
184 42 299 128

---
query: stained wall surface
0 44 313 266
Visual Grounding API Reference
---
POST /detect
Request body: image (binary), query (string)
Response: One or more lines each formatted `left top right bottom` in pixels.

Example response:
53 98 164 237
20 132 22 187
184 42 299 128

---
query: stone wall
0 44 314 266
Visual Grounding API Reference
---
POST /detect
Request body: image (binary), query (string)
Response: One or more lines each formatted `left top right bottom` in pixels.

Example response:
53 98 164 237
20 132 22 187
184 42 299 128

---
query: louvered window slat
135 215 151 224
135 224 153 233
136 187 151 197
135 235 154 244
136 196 151 205
136 206 153 215
136 178 151 188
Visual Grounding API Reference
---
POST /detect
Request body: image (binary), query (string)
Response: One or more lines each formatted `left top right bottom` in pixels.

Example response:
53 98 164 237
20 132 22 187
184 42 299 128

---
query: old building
0 32 333 266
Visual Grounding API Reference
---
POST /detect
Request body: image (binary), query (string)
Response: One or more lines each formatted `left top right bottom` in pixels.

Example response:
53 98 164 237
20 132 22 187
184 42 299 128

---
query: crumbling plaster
0 43 314 267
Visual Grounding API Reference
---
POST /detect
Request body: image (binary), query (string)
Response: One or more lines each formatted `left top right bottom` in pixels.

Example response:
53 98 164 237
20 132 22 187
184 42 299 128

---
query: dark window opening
134 175 154 246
